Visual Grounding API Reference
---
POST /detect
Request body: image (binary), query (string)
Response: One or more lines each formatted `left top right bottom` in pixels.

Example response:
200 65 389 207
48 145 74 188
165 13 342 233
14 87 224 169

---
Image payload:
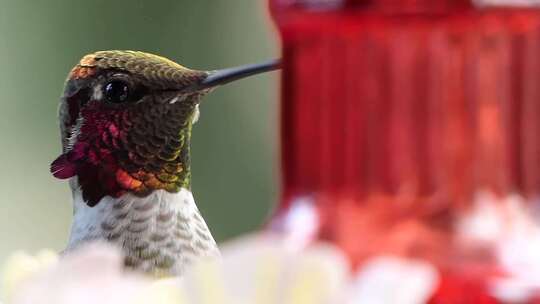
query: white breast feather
67 187 219 275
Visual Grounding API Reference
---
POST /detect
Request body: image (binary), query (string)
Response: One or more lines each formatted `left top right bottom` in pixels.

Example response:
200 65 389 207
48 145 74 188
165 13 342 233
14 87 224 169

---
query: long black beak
194 59 281 91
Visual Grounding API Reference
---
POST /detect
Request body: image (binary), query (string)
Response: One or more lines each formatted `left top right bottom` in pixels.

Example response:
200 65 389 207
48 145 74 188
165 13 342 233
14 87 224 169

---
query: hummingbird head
51 50 279 206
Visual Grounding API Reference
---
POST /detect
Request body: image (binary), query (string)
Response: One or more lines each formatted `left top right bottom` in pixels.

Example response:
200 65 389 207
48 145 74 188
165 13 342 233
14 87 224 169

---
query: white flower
458 191 540 302
132 279 186 304
1 249 57 302
1 233 446 304
179 233 350 304
347 257 439 304
2 234 350 304
3 242 151 304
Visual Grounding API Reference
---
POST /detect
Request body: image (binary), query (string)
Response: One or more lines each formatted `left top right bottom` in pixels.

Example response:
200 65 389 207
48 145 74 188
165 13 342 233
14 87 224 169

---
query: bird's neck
66 185 218 276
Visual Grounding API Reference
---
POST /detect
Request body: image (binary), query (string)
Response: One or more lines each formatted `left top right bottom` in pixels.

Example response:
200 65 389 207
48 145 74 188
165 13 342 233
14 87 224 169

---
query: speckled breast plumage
67 188 219 276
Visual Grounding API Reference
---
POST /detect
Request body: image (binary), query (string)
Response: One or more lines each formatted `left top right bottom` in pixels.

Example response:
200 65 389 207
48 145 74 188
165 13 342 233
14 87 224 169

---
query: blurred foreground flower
3 242 151 304
0 234 442 304
180 234 349 303
459 192 540 302
0 235 350 304
1 249 57 303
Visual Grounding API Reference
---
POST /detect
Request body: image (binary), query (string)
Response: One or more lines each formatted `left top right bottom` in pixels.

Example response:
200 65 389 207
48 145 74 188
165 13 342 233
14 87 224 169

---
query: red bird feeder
270 0 540 302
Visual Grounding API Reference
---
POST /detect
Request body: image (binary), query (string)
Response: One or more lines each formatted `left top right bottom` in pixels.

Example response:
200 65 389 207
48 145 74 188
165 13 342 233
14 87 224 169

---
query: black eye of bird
103 80 130 103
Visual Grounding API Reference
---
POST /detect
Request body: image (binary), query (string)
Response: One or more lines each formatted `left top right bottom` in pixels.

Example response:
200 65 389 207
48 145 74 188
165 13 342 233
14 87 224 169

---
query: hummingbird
50 50 280 276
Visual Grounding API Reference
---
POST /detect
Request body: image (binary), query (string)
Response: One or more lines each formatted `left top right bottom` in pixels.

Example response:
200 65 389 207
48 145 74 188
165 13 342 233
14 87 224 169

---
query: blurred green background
0 1 279 262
